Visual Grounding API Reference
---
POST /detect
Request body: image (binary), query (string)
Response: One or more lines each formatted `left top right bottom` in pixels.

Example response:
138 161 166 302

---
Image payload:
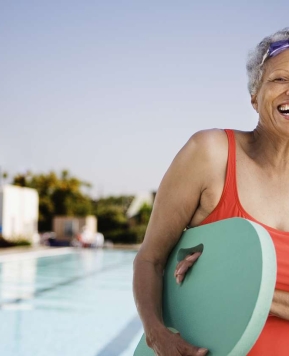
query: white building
126 192 155 219
0 185 39 244
53 215 97 244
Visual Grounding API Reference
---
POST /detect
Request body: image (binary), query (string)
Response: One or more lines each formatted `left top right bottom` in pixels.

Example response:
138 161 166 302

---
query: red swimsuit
199 129 289 355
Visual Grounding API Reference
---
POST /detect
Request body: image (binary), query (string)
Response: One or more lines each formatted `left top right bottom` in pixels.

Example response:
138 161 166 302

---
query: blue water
0 249 143 356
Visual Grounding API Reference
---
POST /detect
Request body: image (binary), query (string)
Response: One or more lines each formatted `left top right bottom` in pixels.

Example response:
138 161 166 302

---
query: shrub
104 225 147 244
128 225 147 244
0 235 32 248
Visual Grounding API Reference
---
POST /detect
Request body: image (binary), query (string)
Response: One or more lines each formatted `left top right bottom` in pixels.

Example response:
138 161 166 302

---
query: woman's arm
270 290 289 320
133 130 226 355
133 252 206 355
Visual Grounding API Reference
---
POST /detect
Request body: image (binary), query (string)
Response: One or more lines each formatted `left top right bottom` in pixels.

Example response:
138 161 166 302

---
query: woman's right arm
133 131 222 355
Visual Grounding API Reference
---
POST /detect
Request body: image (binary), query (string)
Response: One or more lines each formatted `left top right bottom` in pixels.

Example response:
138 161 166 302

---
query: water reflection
0 250 138 356
0 259 36 305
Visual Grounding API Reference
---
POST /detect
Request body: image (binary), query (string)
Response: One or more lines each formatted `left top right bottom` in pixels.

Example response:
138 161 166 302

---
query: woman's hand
270 289 289 320
174 252 202 284
147 326 208 356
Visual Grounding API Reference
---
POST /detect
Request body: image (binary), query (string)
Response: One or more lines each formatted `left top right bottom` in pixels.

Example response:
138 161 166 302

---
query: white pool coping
0 247 75 262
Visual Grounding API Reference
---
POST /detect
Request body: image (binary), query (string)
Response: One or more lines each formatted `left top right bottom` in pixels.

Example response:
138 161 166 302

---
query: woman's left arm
270 290 289 320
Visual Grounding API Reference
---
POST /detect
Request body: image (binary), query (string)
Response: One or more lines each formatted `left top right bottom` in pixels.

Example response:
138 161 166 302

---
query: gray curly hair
247 27 289 95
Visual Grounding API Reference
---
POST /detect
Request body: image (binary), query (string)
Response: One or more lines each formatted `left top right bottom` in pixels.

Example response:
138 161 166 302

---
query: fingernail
197 348 208 355
176 276 181 284
186 255 196 261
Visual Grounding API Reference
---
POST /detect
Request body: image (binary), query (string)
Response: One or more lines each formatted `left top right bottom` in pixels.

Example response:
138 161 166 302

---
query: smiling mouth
278 104 289 115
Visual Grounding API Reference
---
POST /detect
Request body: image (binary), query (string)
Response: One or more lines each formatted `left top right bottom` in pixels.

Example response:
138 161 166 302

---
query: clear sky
1 1 289 197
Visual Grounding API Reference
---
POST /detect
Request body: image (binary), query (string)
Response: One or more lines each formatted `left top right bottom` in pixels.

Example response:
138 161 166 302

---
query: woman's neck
249 124 289 171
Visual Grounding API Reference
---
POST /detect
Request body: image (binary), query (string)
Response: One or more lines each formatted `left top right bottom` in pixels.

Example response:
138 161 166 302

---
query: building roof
126 192 154 219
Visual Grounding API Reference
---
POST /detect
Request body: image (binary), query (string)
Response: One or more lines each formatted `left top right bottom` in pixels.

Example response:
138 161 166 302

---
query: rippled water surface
0 249 143 356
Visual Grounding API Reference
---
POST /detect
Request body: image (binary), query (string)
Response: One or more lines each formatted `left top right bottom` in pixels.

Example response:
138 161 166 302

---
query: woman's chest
237 159 289 232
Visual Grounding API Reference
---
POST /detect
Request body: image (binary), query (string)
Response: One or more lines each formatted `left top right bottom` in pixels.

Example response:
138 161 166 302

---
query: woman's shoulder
170 129 229 184
175 128 252 173
188 128 227 143
184 129 228 160
186 128 252 152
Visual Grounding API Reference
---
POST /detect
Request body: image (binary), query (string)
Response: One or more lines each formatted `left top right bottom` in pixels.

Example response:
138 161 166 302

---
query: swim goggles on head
261 39 289 66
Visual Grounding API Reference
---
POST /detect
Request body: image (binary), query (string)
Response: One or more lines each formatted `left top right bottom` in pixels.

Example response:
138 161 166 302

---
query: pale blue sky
1 1 289 196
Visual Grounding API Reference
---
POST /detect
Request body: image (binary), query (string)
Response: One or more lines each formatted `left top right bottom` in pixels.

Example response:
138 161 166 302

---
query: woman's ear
251 94 259 113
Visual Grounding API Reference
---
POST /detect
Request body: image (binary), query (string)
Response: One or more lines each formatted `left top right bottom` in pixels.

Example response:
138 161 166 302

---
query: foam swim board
134 218 277 356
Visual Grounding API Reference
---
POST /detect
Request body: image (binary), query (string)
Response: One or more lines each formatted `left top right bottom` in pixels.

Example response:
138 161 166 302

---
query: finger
175 256 191 271
173 332 209 355
176 258 198 276
176 256 203 284
185 251 202 262
181 343 209 356
177 252 202 270
176 273 185 284
175 263 195 282
174 252 202 277
176 266 191 283
187 345 209 356
174 261 183 276
174 263 189 281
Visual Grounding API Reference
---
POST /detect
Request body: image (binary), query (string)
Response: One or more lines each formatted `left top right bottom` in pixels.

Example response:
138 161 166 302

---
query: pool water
0 249 144 356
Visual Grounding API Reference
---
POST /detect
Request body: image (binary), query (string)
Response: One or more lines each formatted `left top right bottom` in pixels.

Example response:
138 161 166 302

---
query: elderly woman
133 27 289 356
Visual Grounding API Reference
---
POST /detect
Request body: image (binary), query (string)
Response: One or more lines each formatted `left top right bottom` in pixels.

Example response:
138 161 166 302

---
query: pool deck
0 246 52 255
0 243 141 257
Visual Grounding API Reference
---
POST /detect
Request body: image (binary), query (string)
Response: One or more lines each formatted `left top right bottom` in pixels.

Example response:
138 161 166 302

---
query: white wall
126 192 154 219
0 185 39 243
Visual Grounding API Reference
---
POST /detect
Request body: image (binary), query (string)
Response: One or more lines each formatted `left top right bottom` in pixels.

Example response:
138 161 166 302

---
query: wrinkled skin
147 326 208 356
134 48 289 356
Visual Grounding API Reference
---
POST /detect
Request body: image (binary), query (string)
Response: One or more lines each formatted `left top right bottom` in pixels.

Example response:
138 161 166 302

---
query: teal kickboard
134 218 277 356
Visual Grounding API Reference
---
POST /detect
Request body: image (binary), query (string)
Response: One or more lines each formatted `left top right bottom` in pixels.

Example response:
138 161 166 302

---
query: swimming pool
0 248 143 356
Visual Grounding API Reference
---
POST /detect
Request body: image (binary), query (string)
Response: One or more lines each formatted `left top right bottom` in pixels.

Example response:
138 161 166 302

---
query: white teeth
279 104 289 111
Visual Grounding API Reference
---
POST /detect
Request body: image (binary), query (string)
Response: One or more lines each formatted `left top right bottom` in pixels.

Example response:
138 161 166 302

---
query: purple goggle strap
260 39 289 66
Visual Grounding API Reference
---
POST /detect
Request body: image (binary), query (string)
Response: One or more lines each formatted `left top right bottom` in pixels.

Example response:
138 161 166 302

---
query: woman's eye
274 77 287 82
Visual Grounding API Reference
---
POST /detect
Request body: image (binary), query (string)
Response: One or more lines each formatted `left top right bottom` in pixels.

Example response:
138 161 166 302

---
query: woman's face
252 49 289 136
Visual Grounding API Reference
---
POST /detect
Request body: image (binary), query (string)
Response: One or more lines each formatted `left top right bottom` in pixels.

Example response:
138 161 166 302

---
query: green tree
136 203 153 225
13 170 93 231
126 203 153 244
92 195 134 243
